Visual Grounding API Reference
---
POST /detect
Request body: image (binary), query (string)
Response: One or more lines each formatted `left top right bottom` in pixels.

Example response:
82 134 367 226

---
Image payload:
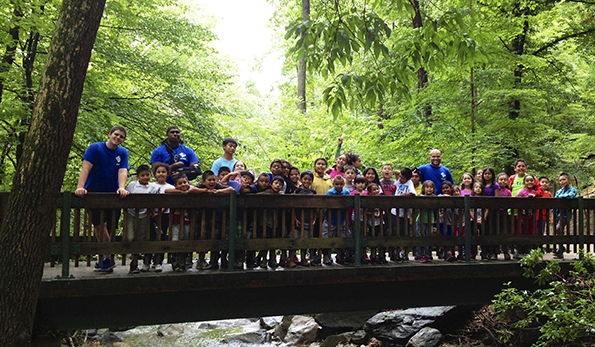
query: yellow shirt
312 173 333 196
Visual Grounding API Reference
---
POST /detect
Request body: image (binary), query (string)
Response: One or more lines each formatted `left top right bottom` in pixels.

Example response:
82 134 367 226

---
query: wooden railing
1 192 593 278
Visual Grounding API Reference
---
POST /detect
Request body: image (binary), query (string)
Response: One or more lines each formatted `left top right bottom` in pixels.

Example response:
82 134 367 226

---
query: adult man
75 125 130 272
417 149 453 195
150 126 200 184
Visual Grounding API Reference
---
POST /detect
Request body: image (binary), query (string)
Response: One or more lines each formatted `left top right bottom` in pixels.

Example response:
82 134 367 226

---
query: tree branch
532 27 595 56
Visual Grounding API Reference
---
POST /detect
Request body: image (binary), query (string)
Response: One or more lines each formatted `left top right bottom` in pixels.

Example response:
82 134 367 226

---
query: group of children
121 138 579 273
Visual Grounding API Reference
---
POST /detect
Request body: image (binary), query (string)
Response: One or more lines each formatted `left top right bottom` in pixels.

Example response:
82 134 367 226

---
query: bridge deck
37 254 572 331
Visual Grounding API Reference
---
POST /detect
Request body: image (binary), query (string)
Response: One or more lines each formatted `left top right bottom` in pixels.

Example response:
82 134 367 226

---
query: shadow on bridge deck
37 256 574 331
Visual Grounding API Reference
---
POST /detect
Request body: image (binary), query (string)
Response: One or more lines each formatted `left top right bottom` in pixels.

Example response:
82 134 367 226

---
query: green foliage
492 249 595 346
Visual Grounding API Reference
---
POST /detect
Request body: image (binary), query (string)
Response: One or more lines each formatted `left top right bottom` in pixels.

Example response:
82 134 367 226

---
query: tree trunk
509 3 529 120
297 0 310 112
412 0 431 118
0 0 106 345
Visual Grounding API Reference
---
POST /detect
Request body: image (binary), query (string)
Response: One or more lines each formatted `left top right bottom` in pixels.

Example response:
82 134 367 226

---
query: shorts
90 208 121 230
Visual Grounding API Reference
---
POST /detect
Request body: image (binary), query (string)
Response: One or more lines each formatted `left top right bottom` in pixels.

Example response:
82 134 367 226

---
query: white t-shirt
149 182 175 214
391 179 416 217
126 181 153 217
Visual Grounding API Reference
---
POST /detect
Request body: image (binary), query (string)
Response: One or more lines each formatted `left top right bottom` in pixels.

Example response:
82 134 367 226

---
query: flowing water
119 318 281 347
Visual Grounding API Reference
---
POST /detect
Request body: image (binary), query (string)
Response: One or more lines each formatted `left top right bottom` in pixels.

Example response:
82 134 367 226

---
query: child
475 169 484 185
294 171 317 267
508 159 543 197
252 172 271 193
497 173 512 197
239 170 256 193
363 167 382 193
346 153 363 174
126 165 153 273
460 172 473 196
350 175 368 196
482 167 500 260
538 176 552 235
210 138 238 176
165 174 201 271
289 166 301 189
380 163 397 196
312 157 333 196
470 182 484 260
554 173 577 259
391 168 415 262
195 170 235 269
416 180 436 263
514 174 538 258
257 175 285 268
327 154 347 178
366 183 386 264
439 181 456 262
411 168 422 196
344 166 356 192
148 163 175 272
496 172 512 260
322 176 350 265
218 166 232 182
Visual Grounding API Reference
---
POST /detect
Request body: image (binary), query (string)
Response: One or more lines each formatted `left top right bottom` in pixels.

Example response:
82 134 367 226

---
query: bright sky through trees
197 0 284 95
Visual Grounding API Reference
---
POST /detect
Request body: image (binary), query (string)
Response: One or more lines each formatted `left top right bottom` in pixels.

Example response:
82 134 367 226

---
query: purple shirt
484 183 500 197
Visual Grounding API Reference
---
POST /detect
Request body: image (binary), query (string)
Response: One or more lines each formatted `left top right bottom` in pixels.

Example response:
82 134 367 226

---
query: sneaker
129 266 140 274
504 253 511 261
155 264 163 272
93 262 101 272
420 256 429 263
445 252 456 262
140 264 150 272
481 253 488 261
310 257 322 266
268 258 278 268
200 262 212 270
457 254 465 262
400 251 409 262
172 262 181 272
301 259 311 267
98 258 115 273
260 258 268 268
323 255 333 265
362 256 371 264
555 250 564 260
287 261 297 268
488 254 497 261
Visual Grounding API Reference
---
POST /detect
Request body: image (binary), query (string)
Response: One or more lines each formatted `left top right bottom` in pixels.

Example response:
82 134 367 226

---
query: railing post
578 196 585 260
60 191 72 278
228 192 237 271
354 194 361 267
464 195 471 262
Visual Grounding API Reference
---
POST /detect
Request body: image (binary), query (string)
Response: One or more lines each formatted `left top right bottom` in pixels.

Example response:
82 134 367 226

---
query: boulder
364 306 455 342
351 329 368 345
274 315 294 340
284 315 320 345
321 332 353 347
220 330 272 344
100 332 124 345
198 318 256 330
406 327 443 347
260 316 283 330
315 310 378 333
157 324 184 337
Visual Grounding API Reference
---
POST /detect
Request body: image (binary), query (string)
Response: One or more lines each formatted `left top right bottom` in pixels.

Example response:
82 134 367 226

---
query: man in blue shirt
417 149 453 195
75 126 130 272
150 126 200 184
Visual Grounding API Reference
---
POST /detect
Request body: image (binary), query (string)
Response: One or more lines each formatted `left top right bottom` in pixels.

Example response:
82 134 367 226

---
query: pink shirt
516 188 536 197
328 167 345 178
460 188 472 196
350 190 368 196
499 188 512 197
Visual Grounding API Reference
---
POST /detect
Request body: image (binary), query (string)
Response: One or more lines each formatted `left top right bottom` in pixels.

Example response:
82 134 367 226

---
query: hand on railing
74 187 87 197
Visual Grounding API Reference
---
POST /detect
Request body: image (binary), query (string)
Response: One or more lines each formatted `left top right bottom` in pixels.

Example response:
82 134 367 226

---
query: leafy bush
492 249 595 346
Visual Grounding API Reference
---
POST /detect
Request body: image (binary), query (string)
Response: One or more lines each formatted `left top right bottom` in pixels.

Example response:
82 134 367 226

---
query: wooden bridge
1 193 592 330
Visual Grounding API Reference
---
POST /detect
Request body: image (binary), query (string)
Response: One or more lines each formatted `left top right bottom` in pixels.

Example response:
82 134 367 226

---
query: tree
297 0 310 112
0 0 105 344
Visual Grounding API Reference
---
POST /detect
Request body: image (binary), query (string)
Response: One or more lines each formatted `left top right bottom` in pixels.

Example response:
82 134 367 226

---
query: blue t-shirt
417 164 453 195
326 187 350 225
211 157 238 176
226 180 241 193
150 144 199 167
150 143 199 184
82 142 129 192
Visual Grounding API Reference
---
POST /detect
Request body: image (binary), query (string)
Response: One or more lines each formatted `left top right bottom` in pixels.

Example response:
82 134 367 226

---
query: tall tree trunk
297 0 310 112
0 24 20 104
16 32 41 163
0 0 106 345
412 0 431 118
509 3 529 120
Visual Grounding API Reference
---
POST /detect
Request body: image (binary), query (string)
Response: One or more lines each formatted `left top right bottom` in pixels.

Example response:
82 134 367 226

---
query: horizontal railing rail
1 192 592 278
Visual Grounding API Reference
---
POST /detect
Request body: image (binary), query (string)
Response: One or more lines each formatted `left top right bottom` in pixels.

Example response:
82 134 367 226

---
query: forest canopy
0 0 594 190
